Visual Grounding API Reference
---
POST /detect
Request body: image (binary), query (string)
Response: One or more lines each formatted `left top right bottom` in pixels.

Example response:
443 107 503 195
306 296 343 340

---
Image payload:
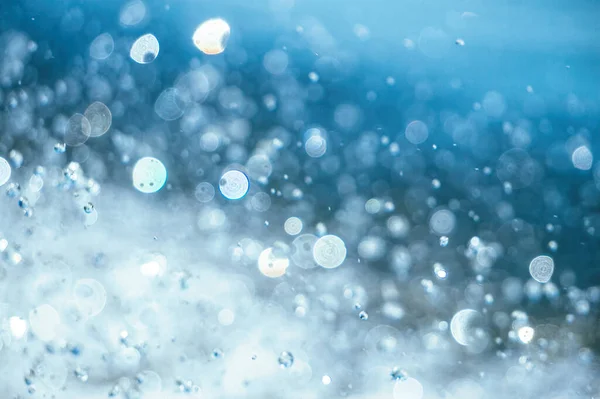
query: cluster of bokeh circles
0 0 599 398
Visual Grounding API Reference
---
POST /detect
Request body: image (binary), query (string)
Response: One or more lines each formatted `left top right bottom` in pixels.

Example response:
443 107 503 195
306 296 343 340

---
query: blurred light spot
193 18 230 55
120 0 146 26
429 209 456 235
263 49 289 75
258 247 289 278
73 278 107 317
84 101 112 137
450 309 481 346
393 377 424 399
140 261 160 277
284 217 303 236
155 88 185 121
219 170 249 200
218 309 235 326
89 33 114 60
529 255 554 283
518 326 535 344
278 351 294 368
305 135 327 158
572 145 593 170
130 33 159 64
405 120 429 145
29 304 60 341
64 113 91 147
482 91 506 118
0 157 11 186
194 182 215 203
291 234 319 269
313 235 347 269
132 157 167 194
9 316 27 339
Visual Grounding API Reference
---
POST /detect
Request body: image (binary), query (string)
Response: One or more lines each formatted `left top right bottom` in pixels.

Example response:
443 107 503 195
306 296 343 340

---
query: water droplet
130 33 159 64
219 170 249 200
18 196 29 209
84 102 112 137
429 209 456 235
390 367 408 381
258 247 289 278
359 310 369 320
89 33 114 60
0 157 12 186
29 304 60 342
64 114 91 147
305 135 327 158
529 255 554 283
73 278 107 318
572 145 593 171
193 18 230 55
278 351 294 368
6 182 21 198
433 263 447 280
313 235 347 269
439 236 449 247
517 326 535 344
74 367 88 382
83 202 94 214
284 217 303 236
9 150 23 168
211 348 224 359
132 157 167 194
54 142 66 153
194 182 215 203
154 88 185 121
405 120 429 145
120 0 146 26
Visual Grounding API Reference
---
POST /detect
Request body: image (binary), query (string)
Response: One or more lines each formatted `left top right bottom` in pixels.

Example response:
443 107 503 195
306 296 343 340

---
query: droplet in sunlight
305 135 327 158
284 217 303 236
258 247 289 278
313 235 347 269
518 326 535 344
572 145 593 171
130 33 159 64
430 209 456 235
450 309 482 346
219 170 249 200
529 255 554 283
193 18 231 55
132 157 167 194
9 316 27 339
